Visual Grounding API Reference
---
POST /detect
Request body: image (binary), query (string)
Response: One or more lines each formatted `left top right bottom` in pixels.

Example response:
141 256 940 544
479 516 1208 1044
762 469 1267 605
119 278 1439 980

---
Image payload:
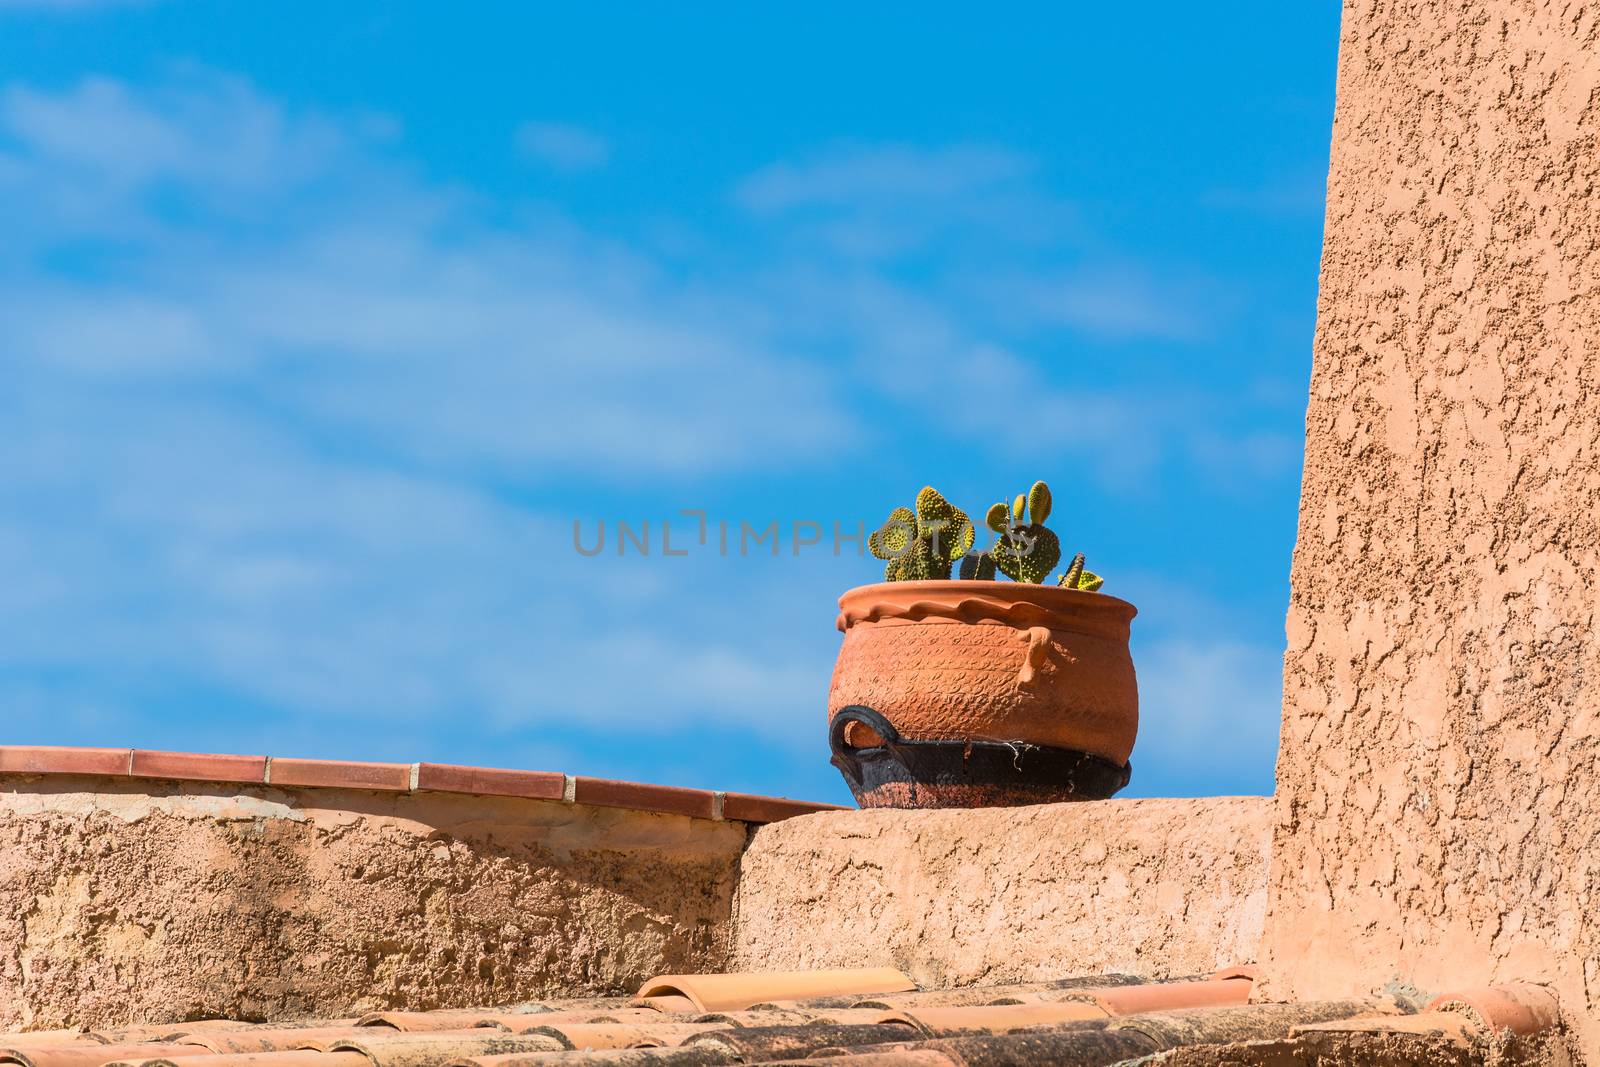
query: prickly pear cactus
869 487 973 581
915 486 975 564
989 479 1062 584
868 479 1105 590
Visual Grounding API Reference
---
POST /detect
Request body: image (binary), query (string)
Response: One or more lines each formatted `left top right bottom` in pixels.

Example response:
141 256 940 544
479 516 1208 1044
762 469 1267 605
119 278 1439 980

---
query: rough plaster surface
1261 0 1600 1057
0 777 745 1029
731 797 1271 987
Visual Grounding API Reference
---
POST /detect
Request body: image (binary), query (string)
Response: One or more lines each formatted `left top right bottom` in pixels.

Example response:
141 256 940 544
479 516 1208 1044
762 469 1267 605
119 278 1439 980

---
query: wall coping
0 745 845 825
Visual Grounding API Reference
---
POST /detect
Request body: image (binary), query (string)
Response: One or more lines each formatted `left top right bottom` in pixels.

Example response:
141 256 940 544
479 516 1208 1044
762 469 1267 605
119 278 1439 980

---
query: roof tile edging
0 744 839 825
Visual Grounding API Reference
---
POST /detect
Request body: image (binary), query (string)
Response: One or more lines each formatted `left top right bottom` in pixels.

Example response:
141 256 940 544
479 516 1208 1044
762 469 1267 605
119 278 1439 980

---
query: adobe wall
0 777 746 1029
732 797 1273 985
1261 0 1600 1053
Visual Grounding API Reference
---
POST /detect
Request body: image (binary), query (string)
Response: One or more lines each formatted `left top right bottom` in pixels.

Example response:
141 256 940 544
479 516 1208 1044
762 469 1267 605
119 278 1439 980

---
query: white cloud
515 121 610 172
994 266 1211 341
736 143 1029 212
2 77 851 478
1 74 345 193
733 143 1065 262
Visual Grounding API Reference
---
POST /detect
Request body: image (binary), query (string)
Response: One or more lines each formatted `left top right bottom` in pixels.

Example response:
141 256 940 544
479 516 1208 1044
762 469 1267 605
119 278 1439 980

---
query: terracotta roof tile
175 1029 370 1054
328 1030 565 1067
632 995 700 1014
572 777 717 820
636 968 918 1013
1425 983 1562 1037
500 1010 673 1031
2 1044 216 1067
412 764 564 801
843 974 1144 1010
719 792 846 823
0 745 834 824
130 751 267 784
686 1009 914 1030
898 1001 1110 1032
266 758 413 792
109 1053 372 1067
355 1014 516 1034
0 746 131 776
764 1052 957 1067
1293 1009 1480 1043
0 1036 87 1051
518 1021 720 1050
11 974 1560 1066
1037 975 1254 1015
682 1021 923 1060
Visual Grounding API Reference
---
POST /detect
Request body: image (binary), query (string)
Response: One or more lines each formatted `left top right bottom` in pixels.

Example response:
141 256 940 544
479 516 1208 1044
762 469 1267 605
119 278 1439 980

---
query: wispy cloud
2 78 850 478
1 74 346 193
733 143 1063 261
978 265 1215 341
515 121 610 172
736 143 1029 212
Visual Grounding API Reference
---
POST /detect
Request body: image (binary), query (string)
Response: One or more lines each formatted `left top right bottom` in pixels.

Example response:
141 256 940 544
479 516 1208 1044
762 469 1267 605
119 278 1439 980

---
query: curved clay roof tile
1425 984 1561 1037
634 968 917 1013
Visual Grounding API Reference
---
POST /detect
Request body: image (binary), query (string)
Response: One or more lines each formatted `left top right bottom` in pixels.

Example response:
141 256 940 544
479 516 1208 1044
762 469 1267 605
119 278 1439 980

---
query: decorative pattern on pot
828 579 1138 809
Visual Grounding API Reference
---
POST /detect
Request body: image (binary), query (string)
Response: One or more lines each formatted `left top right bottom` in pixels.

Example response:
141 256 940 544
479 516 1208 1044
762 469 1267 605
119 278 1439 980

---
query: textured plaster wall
732 797 1272 986
0 777 745 1029
1261 0 1600 1053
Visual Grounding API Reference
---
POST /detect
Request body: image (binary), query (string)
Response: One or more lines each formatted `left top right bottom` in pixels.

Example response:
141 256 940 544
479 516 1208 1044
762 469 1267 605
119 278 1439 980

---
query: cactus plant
869 487 974 581
870 480 1104 590
1056 552 1104 591
987 480 1061 584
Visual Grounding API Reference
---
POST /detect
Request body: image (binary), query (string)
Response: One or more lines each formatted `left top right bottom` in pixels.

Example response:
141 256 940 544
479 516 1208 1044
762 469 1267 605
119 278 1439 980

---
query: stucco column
1260 0 1600 1049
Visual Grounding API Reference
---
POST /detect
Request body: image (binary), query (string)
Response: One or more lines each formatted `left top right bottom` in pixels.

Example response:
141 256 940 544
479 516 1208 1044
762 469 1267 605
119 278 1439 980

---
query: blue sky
0 3 1341 802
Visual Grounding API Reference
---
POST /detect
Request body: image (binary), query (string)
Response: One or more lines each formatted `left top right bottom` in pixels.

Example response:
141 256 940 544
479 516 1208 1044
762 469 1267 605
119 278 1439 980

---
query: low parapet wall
1 776 749 1029
0 743 844 1030
730 796 1273 986
0 748 1272 1028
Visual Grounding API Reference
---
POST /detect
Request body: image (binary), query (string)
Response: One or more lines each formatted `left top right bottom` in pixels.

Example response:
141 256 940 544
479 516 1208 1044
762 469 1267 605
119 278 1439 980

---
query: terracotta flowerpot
828 580 1137 809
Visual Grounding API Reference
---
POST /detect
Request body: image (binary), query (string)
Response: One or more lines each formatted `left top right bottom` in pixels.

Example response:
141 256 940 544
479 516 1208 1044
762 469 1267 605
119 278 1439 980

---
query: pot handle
1017 625 1053 686
829 705 899 781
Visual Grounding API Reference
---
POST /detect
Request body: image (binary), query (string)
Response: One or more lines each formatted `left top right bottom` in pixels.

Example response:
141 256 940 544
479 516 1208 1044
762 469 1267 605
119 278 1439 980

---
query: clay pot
828 580 1137 808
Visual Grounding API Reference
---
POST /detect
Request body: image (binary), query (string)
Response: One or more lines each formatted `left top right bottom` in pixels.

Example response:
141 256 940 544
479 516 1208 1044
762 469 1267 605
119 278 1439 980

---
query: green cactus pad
868 506 917 560
985 502 1009 533
1075 569 1104 592
1011 493 1026 521
887 537 947 581
1028 481 1052 526
992 524 1061 584
914 486 974 565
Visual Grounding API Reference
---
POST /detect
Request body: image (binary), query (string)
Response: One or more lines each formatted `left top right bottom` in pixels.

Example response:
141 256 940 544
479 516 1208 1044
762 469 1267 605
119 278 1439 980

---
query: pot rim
836 579 1136 636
